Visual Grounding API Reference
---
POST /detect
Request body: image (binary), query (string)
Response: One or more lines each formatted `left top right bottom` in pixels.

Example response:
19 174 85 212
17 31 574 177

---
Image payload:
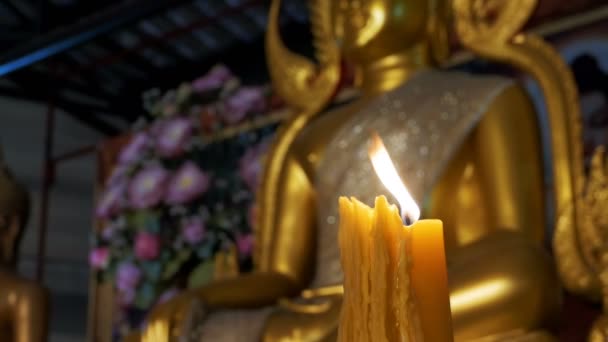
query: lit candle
337 133 453 342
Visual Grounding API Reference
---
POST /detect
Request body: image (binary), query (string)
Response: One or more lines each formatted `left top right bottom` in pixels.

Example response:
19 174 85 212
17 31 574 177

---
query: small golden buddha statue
0 152 49 342
142 0 565 340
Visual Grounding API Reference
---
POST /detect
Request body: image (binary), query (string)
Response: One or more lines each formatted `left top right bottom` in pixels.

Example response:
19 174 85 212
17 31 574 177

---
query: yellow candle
410 218 452 341
337 133 452 341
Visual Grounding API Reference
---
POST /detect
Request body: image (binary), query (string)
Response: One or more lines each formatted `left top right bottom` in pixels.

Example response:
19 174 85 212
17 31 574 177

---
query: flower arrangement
90 65 278 335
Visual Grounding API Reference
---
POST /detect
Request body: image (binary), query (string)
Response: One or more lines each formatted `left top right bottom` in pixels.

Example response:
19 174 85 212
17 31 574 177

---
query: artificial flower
156 117 193 157
134 232 161 260
89 247 110 270
118 133 150 165
192 65 234 93
165 162 210 205
128 165 168 209
239 140 269 191
116 262 142 291
149 118 165 137
96 180 127 219
101 224 116 241
117 288 136 307
182 217 206 245
223 86 266 124
236 233 254 258
92 68 274 333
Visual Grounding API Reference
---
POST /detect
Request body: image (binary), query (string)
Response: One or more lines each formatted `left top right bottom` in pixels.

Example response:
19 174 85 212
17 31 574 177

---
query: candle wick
403 214 413 226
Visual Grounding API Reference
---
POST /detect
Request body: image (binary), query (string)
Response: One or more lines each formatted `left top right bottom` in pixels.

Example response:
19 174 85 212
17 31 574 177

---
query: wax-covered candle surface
338 195 422 341
337 195 452 341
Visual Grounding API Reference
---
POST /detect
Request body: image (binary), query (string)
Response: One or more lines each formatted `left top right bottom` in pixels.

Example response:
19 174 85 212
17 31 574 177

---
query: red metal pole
36 97 55 281
52 145 96 165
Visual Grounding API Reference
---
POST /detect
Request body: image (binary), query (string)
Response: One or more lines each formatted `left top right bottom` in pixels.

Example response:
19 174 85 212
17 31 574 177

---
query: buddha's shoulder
388 70 517 102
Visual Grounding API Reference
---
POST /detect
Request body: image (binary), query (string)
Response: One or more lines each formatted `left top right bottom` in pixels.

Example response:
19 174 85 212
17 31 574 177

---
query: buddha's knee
449 231 561 341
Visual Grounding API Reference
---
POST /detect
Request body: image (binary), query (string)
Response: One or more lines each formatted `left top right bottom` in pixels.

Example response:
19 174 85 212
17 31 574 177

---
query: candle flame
369 133 421 224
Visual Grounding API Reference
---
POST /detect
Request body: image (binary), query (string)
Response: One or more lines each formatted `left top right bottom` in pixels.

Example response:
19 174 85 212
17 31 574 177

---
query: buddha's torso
290 70 545 288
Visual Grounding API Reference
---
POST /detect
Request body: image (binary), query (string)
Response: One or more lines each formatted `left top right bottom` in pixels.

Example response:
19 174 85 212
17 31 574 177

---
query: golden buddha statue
0 151 49 342
140 0 587 340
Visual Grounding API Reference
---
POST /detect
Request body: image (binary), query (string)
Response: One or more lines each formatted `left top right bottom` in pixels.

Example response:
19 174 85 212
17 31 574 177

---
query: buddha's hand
142 292 207 342
590 314 608 342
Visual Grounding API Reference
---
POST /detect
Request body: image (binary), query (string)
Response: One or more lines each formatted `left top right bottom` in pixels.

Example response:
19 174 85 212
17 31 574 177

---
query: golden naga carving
265 0 340 112
257 0 340 266
455 0 608 337
585 147 608 341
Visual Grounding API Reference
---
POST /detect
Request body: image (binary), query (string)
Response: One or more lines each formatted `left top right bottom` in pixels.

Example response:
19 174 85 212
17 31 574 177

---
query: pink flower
236 234 254 258
118 133 150 165
223 87 266 124
89 247 110 270
182 217 206 245
165 162 211 205
135 232 161 260
128 165 168 209
96 180 127 219
156 118 193 157
192 65 234 93
239 140 269 191
116 262 142 291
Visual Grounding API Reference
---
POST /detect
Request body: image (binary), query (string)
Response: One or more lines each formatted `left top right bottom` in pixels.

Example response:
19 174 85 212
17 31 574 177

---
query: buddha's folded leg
187 307 274 342
589 314 608 342
261 231 560 342
448 231 561 341
262 296 342 342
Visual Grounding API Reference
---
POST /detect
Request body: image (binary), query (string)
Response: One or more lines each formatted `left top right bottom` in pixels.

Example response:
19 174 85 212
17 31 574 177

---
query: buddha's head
0 153 30 269
331 0 450 67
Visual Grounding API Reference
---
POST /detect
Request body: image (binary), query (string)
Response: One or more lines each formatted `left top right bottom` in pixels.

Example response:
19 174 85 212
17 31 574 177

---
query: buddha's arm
190 271 301 309
142 272 304 342
206 151 317 306
14 286 49 342
475 84 546 243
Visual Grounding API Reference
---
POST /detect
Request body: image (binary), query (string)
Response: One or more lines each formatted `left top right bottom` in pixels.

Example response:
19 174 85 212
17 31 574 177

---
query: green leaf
126 210 160 232
187 260 214 289
196 242 215 259
160 250 172 262
161 249 192 281
142 261 162 282
134 282 157 310
144 214 161 233
126 211 145 230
